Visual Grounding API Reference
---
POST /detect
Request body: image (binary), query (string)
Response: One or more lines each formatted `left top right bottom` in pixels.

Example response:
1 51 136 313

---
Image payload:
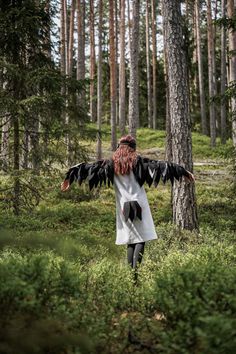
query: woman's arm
61 160 114 191
133 156 195 187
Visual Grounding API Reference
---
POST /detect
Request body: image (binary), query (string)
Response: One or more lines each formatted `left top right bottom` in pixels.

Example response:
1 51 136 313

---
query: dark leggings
127 242 145 269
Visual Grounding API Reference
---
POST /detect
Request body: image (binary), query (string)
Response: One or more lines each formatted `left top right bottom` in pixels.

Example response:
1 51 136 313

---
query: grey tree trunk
89 0 96 123
77 0 85 81
146 0 152 129
207 0 216 147
128 0 140 138
195 0 207 135
60 0 66 76
162 9 172 161
68 0 75 76
119 0 126 135
162 0 198 231
0 116 11 171
96 0 103 160
228 0 236 149
221 0 227 144
109 0 117 150
151 0 157 129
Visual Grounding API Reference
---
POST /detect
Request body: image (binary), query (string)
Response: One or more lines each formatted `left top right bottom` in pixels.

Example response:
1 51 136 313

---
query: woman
61 135 194 272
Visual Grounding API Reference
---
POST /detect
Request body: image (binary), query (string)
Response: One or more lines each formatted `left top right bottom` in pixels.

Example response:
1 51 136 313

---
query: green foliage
0 128 235 353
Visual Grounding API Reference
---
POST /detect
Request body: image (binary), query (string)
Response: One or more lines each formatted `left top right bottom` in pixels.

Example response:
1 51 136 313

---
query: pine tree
162 0 198 231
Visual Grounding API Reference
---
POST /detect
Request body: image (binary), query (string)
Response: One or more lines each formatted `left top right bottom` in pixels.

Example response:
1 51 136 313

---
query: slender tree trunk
128 0 140 138
221 0 227 144
13 111 20 215
60 0 66 76
162 0 198 231
151 0 157 129
97 0 103 160
109 0 117 150
146 0 152 129
68 0 75 76
162 9 171 161
77 0 85 81
0 116 11 171
119 0 126 135
115 0 119 126
207 0 216 147
127 0 132 72
195 0 207 135
89 0 96 122
228 0 236 150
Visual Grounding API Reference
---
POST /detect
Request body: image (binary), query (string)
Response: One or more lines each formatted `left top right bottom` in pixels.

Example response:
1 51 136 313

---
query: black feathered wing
63 159 114 190
133 156 190 187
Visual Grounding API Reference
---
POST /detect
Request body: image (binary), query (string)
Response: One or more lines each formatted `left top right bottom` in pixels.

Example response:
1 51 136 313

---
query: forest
0 0 236 353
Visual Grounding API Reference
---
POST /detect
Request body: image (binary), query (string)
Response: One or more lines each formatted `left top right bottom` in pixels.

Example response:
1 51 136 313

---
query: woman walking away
61 135 194 281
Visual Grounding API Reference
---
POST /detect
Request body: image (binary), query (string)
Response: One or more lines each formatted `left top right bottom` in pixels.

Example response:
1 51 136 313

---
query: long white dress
113 171 158 245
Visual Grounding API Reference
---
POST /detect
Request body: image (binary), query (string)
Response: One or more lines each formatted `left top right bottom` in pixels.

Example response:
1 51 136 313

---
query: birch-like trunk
109 0 117 150
151 0 157 129
89 0 96 123
162 0 198 231
119 0 126 135
96 0 103 160
207 0 216 147
77 0 85 81
0 116 11 171
146 0 152 129
128 0 140 138
221 0 227 144
195 0 207 135
228 0 236 149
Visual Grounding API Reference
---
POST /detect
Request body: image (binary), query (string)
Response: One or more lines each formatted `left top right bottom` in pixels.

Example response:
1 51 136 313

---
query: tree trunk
68 0 75 76
162 0 198 231
195 0 207 135
228 0 236 150
128 0 140 138
97 0 103 160
109 0 117 150
207 0 216 147
60 0 66 76
89 0 96 123
119 0 126 135
77 0 85 81
146 0 152 129
221 0 227 144
13 112 20 215
115 0 119 126
0 115 11 171
151 0 157 129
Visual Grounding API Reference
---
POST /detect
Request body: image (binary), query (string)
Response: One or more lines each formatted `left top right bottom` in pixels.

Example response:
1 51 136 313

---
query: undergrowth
0 128 235 353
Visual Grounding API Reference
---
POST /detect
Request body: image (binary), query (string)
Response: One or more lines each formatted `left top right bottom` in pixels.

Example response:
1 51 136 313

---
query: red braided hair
112 135 138 175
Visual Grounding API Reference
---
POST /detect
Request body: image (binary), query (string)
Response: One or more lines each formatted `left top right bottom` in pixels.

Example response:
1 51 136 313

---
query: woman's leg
133 242 145 269
127 243 135 267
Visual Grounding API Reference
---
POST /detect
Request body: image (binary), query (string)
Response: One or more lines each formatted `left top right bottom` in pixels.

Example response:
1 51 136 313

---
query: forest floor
0 127 236 354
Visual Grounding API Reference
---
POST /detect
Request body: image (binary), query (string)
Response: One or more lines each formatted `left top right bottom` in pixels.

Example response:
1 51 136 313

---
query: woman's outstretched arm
61 160 114 191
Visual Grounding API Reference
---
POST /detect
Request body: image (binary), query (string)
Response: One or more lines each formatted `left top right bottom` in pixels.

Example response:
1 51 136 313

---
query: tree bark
0 116 10 171
207 0 216 147
60 0 66 76
195 0 207 135
128 0 140 138
89 0 96 123
228 0 236 150
119 0 126 135
146 0 152 129
76 0 85 81
97 0 103 160
221 0 227 144
162 0 198 231
109 0 117 150
151 0 157 129
68 0 75 76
